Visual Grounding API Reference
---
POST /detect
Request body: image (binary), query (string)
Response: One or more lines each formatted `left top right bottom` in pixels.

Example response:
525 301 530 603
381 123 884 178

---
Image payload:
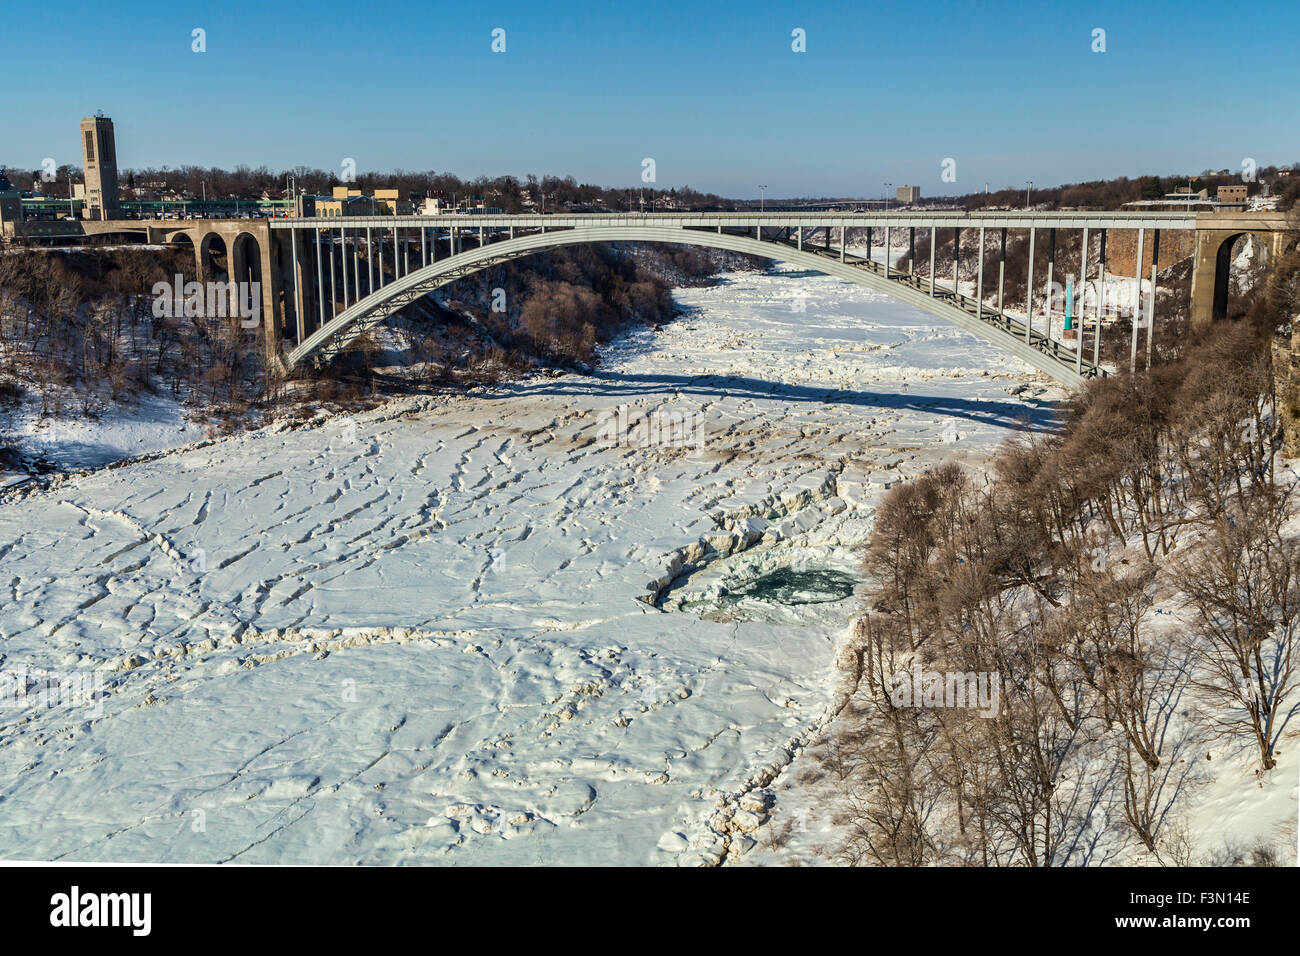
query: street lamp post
1025 180 1033 210
759 184 767 212
884 182 892 211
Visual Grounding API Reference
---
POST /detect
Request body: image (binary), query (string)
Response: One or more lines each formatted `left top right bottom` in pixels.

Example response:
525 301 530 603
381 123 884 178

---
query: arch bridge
83 210 1295 389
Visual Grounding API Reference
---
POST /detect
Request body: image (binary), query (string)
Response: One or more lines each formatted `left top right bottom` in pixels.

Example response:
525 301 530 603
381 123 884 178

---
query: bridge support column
1045 229 1056 341
884 224 891 279
1025 227 1035 343
996 227 1006 326
1147 230 1159 367
290 228 303 345
341 228 350 309
1131 228 1144 372
952 228 960 297
840 224 845 262
365 228 373 293
352 229 360 303
909 227 915 276
1077 227 1089 375
258 228 282 367
1095 230 1106 370
975 226 985 321
328 229 337 319
315 227 326 332
796 226 802 251
928 229 935 295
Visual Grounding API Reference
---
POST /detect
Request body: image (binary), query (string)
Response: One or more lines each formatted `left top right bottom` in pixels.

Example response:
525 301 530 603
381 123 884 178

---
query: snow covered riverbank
0 266 1060 864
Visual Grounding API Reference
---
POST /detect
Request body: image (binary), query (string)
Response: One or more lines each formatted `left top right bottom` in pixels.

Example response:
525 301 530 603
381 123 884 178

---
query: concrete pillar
1078 227 1089 375
1094 230 1105 370
1147 230 1159 367
328 229 337 318
1131 228 1144 372
341 228 350 309
352 229 360 302
1045 229 1056 341
909 227 916 277
952 228 960 297
193 240 205 285
884 223 891 278
315 227 325 331
928 228 936 296
291 227 303 345
257 227 281 365
976 226 985 320
996 227 1006 326
1025 227 1035 343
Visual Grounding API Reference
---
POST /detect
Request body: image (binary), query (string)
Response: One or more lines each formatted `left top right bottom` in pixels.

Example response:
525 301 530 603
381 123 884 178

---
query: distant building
80 113 120 220
0 169 22 238
315 186 374 216
1216 184 1248 206
373 188 405 215
895 185 920 204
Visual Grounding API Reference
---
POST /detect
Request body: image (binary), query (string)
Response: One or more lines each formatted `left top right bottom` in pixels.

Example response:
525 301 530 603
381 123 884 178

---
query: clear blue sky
5 0 1297 197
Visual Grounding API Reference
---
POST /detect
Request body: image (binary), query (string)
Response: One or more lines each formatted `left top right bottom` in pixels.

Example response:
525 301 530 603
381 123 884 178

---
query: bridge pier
1025 227 1035 343
996 227 1006 324
1095 230 1106 370
1045 229 1056 345
951 228 960 297
928 229 935 295
1147 230 1158 363
1190 226 1290 328
1130 228 1144 371
1078 227 1089 376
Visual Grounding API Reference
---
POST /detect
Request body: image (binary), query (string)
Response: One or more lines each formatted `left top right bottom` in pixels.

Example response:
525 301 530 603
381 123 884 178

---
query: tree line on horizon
5 162 1298 211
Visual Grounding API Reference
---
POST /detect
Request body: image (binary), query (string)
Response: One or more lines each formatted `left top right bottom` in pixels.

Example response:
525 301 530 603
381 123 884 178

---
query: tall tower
80 113 119 221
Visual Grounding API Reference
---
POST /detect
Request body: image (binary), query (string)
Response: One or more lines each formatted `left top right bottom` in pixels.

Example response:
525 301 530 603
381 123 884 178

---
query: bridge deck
272 210 1205 231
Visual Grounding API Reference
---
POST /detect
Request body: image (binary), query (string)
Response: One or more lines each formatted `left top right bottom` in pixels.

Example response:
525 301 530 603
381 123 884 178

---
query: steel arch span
285 225 1097 387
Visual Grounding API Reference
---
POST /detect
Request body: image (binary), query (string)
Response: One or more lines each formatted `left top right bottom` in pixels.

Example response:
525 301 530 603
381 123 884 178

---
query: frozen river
0 266 1058 864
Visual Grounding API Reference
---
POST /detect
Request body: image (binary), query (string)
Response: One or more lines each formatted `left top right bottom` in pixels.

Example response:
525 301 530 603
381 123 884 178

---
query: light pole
1025 180 1032 210
759 184 767 212
884 182 892 211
